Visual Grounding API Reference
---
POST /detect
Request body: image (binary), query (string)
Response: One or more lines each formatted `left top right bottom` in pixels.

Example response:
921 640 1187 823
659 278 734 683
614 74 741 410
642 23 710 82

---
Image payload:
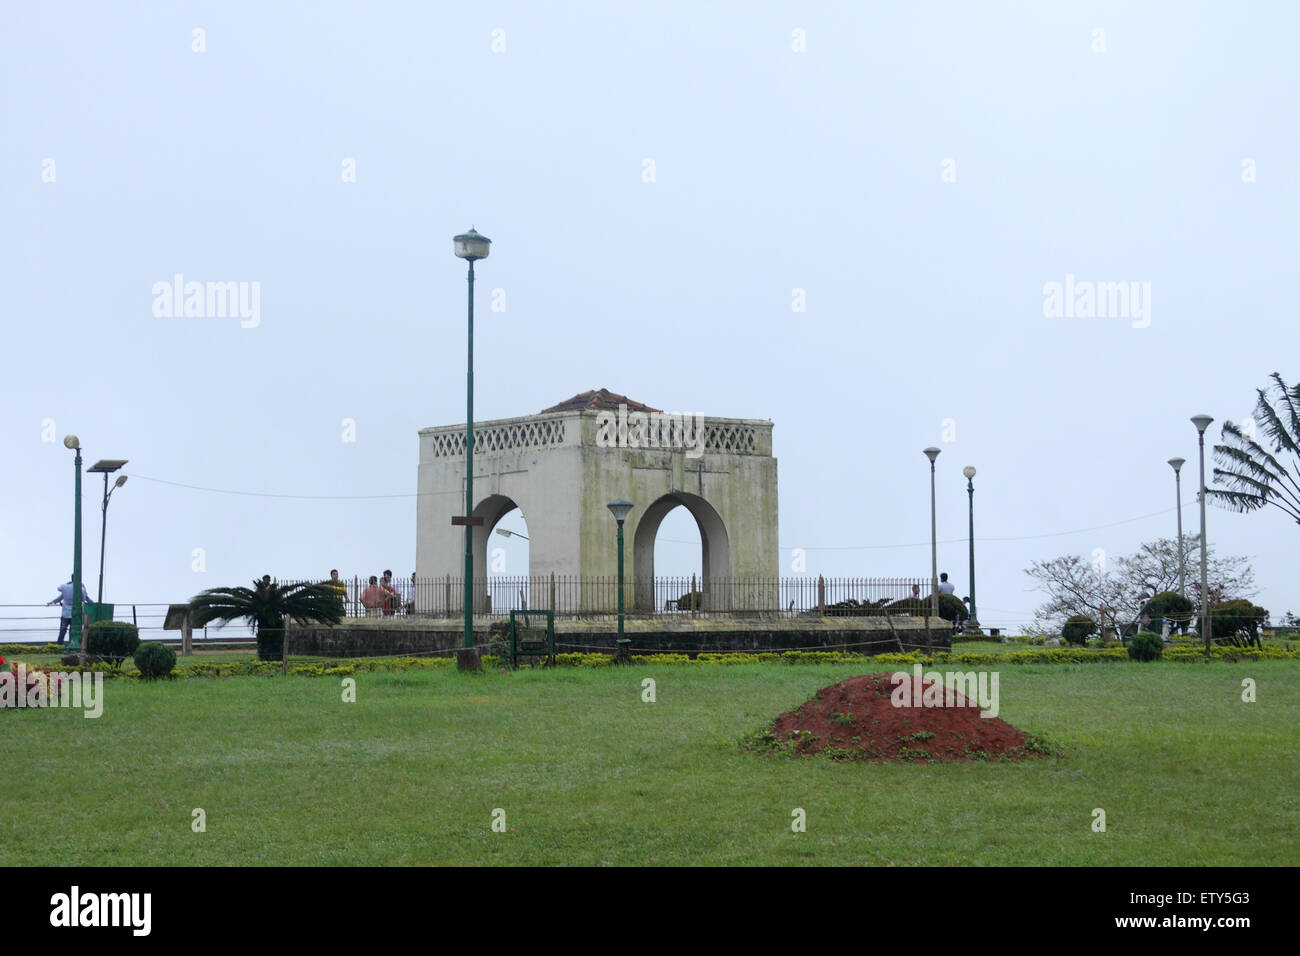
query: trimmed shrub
84 620 141 668
883 595 967 622
1061 614 1097 646
936 593 969 624
487 619 513 665
1127 632 1164 662
1141 591 1196 633
134 642 177 680
885 597 927 615
825 597 893 617
1205 600 1269 648
676 591 704 611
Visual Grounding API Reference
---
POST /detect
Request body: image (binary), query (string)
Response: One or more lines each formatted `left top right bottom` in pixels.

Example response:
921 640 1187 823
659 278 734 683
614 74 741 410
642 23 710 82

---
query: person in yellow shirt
325 569 348 616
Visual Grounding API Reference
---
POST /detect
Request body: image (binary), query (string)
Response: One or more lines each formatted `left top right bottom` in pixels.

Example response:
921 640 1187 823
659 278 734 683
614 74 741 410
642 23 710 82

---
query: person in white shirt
47 576 91 645
937 573 956 595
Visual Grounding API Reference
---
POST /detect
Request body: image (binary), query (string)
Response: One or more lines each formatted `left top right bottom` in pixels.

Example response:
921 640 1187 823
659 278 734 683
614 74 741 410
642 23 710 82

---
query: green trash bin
87 603 114 625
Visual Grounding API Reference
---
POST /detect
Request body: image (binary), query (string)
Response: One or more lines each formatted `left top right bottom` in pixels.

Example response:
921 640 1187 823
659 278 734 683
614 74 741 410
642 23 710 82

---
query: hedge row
176 656 460 679
0 644 62 656
562 646 1300 668
3 655 459 681
12 643 1295 683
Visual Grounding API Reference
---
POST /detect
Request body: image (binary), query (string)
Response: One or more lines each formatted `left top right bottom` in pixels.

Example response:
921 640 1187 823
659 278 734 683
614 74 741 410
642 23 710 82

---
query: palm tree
189 578 344 661
1209 372 1300 527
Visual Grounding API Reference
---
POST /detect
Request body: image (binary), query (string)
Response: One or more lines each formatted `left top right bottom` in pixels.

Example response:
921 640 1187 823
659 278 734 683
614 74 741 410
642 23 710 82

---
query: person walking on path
47 575 91 646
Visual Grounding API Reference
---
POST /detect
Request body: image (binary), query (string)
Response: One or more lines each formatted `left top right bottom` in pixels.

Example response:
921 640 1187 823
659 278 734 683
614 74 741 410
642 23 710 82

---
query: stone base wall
287 615 952 658
287 626 465 658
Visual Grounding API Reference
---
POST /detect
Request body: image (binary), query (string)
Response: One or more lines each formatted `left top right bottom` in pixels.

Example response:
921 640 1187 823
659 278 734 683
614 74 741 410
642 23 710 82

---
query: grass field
2 660 1296 865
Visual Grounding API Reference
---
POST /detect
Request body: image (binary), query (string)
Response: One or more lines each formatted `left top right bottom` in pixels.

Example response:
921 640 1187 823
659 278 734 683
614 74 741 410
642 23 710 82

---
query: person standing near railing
380 571 399 616
360 576 387 618
47 575 91 646
325 569 348 616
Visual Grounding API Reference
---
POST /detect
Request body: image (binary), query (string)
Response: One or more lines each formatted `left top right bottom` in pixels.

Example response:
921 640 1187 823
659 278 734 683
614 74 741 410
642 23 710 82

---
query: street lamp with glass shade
1167 457 1187 598
923 447 941 620
88 459 128 606
961 465 980 634
495 527 528 541
607 499 634 645
1190 415 1214 652
452 227 492 669
453 228 492 261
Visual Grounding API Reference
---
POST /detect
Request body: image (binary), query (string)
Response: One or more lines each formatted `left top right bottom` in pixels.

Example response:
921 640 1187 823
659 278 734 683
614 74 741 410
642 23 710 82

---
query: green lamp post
453 228 491 662
63 435 86 653
607 499 634 642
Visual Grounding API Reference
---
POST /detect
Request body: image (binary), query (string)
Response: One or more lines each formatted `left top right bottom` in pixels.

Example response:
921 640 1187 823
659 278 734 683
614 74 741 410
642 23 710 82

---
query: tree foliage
1140 591 1197 634
189 578 344 661
1208 372 1300 527
1206 371 1300 528
1061 614 1096 646
1205 599 1269 648
1025 536 1255 635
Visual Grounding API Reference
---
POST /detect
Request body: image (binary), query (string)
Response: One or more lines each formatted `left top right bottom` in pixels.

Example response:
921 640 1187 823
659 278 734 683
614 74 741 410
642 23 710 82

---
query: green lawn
2 661 1296 865
950 640 1021 653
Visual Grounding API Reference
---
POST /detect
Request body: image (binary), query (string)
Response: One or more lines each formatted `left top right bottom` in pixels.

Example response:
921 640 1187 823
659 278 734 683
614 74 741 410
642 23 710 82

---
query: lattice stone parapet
704 422 759 454
421 412 771 459
422 415 569 459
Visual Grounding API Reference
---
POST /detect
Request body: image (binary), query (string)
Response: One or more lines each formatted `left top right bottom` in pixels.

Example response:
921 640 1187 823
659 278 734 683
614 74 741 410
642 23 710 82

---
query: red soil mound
756 673 1044 763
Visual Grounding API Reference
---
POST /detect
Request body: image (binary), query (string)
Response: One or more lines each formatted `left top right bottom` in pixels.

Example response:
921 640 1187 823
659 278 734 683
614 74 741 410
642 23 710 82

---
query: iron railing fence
0 576 933 644
277 575 931 619
0 603 256 644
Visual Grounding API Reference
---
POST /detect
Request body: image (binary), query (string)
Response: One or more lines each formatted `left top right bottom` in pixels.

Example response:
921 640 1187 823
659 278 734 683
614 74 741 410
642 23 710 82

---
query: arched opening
652 505 702 609
469 494 530 613
632 492 731 611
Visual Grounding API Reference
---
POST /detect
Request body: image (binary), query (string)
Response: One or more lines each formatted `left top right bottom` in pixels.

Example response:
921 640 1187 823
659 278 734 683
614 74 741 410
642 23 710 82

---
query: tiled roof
540 389 662 414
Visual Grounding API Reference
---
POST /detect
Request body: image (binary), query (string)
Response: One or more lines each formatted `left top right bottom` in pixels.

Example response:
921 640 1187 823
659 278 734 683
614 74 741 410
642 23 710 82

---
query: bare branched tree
1025 536 1255 635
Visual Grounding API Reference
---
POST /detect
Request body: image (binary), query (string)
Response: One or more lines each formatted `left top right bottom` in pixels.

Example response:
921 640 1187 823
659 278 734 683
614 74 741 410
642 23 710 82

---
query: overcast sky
3 1 1296 635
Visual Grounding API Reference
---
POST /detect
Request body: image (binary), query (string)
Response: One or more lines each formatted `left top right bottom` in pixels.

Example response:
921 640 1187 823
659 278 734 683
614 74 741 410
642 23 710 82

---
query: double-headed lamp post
1167 457 1187 598
1191 415 1214 653
962 465 979 634
63 435 86 652
923 447 940 619
607 499 634 641
453 228 491 658
88 459 128 605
